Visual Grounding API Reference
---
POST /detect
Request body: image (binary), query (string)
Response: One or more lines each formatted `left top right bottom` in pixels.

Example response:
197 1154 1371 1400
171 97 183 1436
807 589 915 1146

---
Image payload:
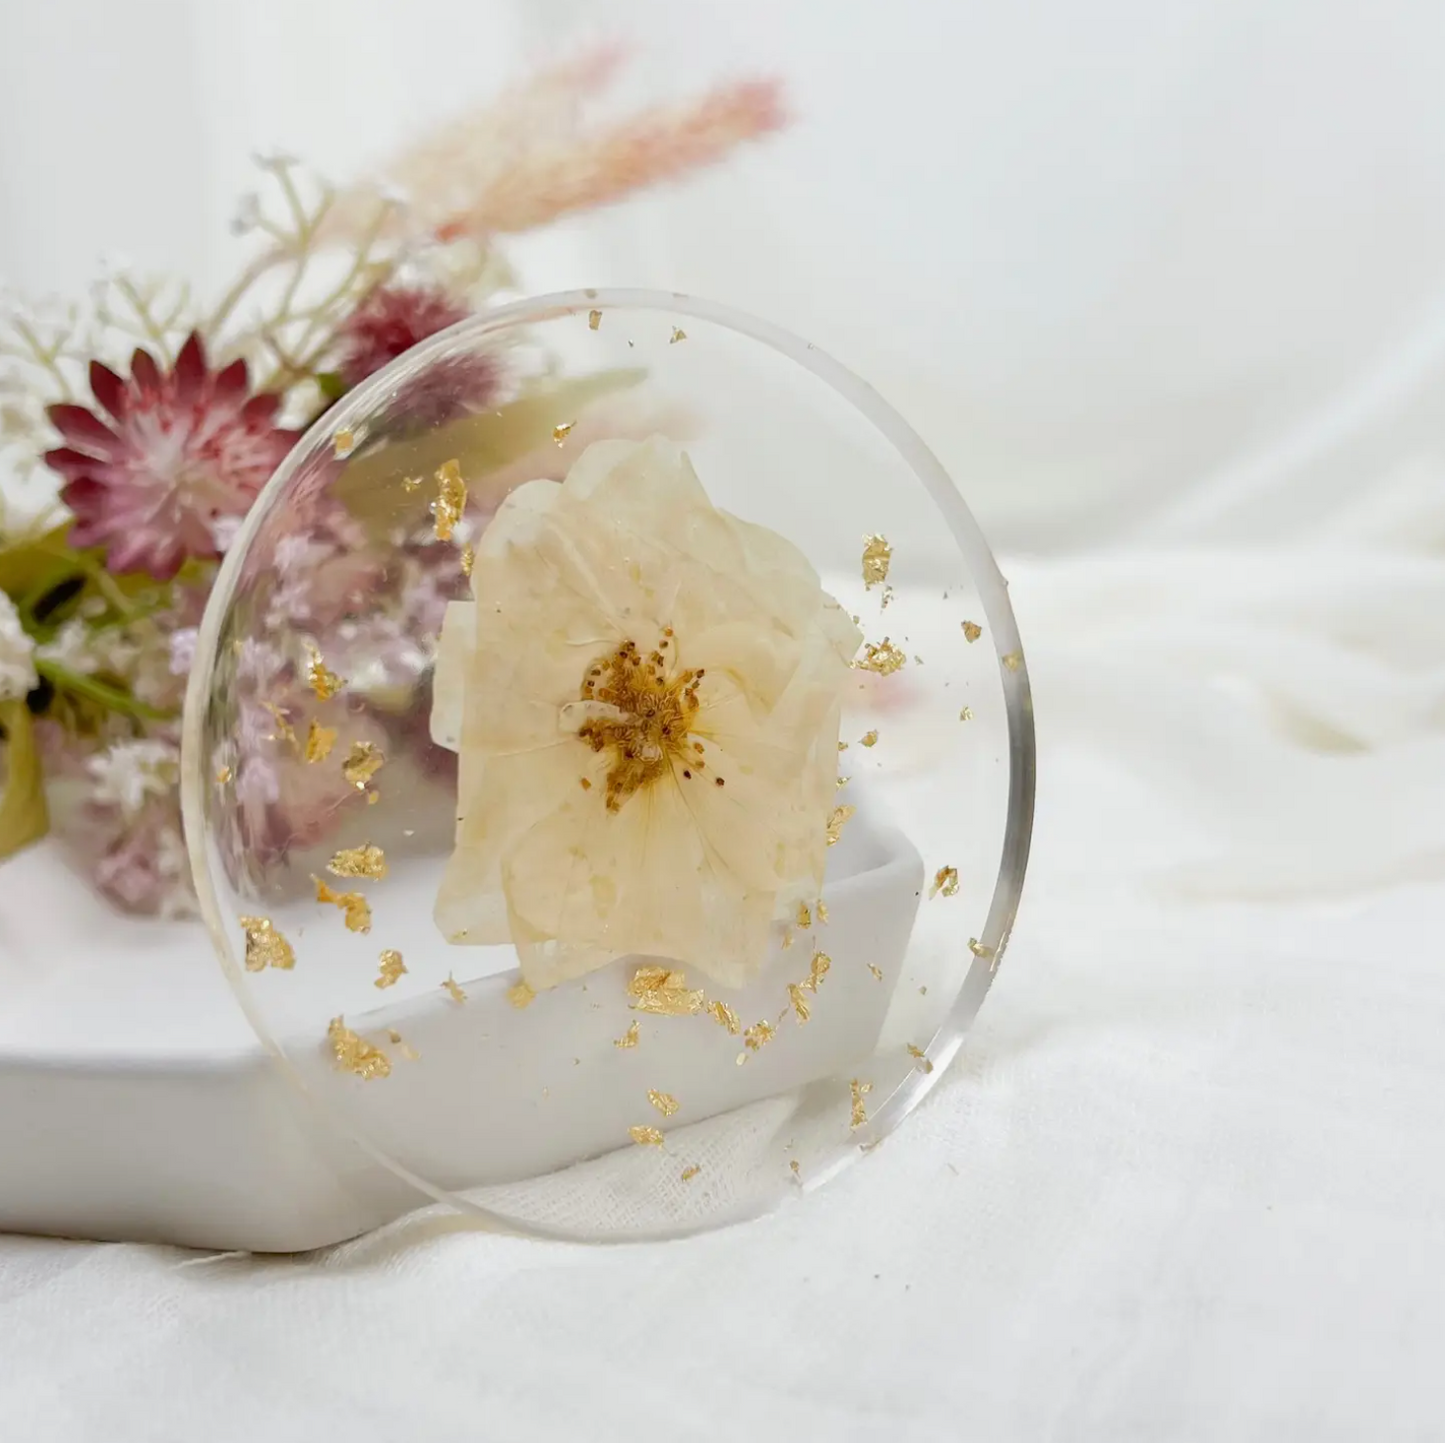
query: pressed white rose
431 436 860 991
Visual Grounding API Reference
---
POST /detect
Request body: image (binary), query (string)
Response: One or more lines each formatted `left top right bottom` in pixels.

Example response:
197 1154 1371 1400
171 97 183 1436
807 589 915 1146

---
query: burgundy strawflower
44 334 297 580
336 284 470 388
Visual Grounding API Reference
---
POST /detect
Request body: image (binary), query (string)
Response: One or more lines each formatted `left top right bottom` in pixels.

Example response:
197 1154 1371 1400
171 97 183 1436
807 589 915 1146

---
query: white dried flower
0 592 37 701
86 739 179 819
431 437 860 991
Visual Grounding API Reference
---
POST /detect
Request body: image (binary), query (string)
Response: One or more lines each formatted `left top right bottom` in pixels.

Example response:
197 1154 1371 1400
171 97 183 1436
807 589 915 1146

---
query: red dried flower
336 285 470 389
44 334 297 580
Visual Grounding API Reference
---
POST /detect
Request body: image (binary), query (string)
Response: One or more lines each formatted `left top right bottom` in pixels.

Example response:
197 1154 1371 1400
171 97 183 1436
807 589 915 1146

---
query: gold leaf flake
669 327 687 344
854 638 906 675
959 706 974 722
836 775 851 789
262 701 297 749
629 1124 665 1147
430 458 466 542
507 979 536 1009
789 1159 801 1177
880 585 895 610
708 1000 740 1035
806 950 832 991
787 983 811 1023
441 974 467 1004
402 474 423 493
859 729 879 748
796 902 812 930
306 645 344 700
849 1078 873 1129
744 1020 775 1052
930 865 960 899
387 1028 419 1061
816 900 829 924
838 740 849 752
341 740 384 790
588 308 602 331
647 1089 680 1118
304 720 338 763
781 928 795 949
1002 651 1023 672
825 804 856 846
681 1164 701 1182
868 964 884 981
614 1020 641 1049
215 765 232 785
552 421 575 445
861 533 892 589
907 1043 935 1074
314 877 372 933
375 949 407 989
328 1017 391 1079
628 964 704 1017
328 843 387 880
961 620 982 643
968 937 995 960
460 542 475 577
332 427 357 459
238 916 295 972
366 790 381 805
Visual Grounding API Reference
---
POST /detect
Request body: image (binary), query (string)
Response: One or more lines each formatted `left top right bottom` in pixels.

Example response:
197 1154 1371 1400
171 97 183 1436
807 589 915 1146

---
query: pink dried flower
336 285 470 388
43 333 298 579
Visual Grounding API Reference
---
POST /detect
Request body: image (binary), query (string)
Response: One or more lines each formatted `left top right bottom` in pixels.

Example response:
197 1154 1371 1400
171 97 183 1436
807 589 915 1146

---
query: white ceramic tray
0 807 922 1252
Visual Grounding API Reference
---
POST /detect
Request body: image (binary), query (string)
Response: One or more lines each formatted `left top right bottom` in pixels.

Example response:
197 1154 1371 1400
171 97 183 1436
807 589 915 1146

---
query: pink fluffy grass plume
44 333 299 580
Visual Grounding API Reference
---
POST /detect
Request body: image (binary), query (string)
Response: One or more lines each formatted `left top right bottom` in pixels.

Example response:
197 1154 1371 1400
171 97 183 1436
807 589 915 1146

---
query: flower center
573 636 704 811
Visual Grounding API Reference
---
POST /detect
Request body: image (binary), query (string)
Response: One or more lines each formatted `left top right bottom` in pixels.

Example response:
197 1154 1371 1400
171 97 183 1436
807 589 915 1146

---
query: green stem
35 659 172 723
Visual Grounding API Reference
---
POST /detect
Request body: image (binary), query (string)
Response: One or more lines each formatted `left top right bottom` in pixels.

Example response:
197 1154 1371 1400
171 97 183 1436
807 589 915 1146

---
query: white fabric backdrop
3 0 1445 1437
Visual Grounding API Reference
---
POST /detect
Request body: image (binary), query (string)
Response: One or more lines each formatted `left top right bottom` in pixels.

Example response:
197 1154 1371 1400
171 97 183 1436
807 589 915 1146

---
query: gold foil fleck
860 729 879 748
849 1078 873 1129
313 877 373 933
861 533 892 589
402 475 423 493
341 740 384 790
825 804 856 846
629 1124 665 1147
262 701 297 749
968 937 995 960
854 638 906 675
375 949 407 989
1002 651 1023 672
708 1000 741 1035
306 646 344 701
838 740 849 752
614 1020 641 1049
907 1043 934 1074
930 865 960 899
441 974 467 1004
647 1089 680 1118
588 308 602 331
387 1028 419 1061
552 421 575 445
238 915 295 971
460 542 475 577
816 900 829 924
790 1159 801 1177
961 620 982 643
430 458 466 542
507 979 536 1009
796 902 812 930
333 427 357 459
880 585 895 610
867 963 884 981
836 775 851 789
628 965 704 1016
807 950 832 991
328 843 387 880
744 1020 775 1052
215 765 232 785
959 706 974 722
327 1017 391 1079
669 327 687 344
304 720 338 763
681 1164 701 1182
787 983 811 1023
782 928 795 950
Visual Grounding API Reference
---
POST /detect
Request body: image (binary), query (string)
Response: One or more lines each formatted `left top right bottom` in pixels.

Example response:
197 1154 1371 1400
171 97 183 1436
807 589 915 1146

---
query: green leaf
315 371 348 402
332 368 646 531
0 699 50 861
